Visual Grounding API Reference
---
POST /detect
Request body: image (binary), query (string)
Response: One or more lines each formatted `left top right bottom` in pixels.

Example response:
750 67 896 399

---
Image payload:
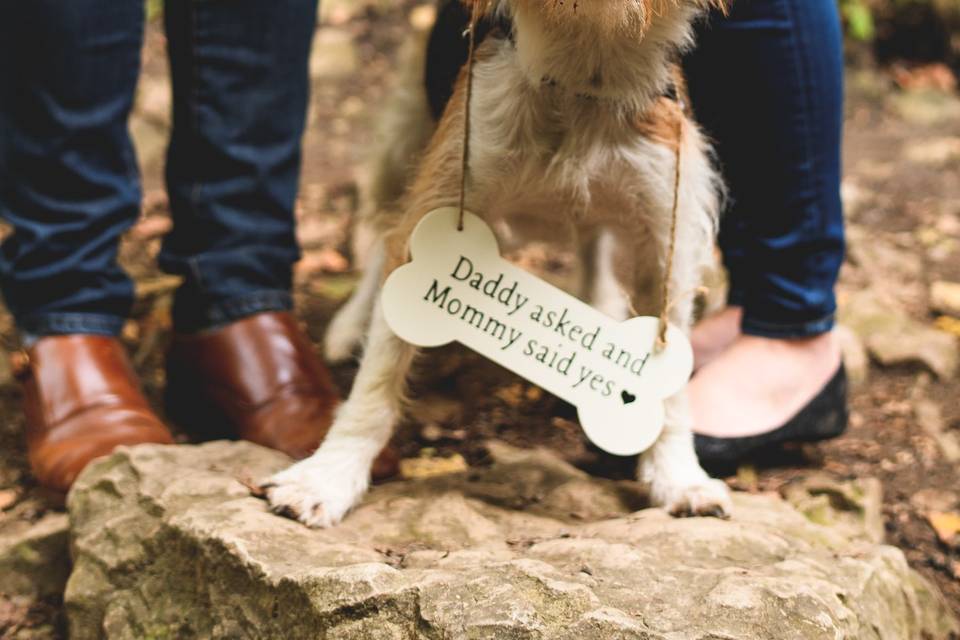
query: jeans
426 0 846 339
683 0 845 338
0 0 318 336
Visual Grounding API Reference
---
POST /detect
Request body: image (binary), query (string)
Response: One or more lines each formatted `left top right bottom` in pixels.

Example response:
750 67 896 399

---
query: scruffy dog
264 0 733 527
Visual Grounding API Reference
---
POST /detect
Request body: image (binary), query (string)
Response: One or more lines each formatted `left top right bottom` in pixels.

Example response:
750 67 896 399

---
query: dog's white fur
266 0 732 527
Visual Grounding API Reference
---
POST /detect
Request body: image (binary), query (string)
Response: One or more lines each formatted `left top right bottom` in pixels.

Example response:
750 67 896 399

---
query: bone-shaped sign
381 208 693 456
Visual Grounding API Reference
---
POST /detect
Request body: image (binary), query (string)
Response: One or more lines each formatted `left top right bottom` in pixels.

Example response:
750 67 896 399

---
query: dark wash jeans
427 0 846 339
0 0 318 336
684 0 846 338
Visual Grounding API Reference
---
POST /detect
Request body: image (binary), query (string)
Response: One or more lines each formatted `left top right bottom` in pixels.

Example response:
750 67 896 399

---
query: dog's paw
260 454 371 528
659 477 732 519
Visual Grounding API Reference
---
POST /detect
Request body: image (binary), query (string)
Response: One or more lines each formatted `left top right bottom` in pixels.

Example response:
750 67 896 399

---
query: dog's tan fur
266 0 732 527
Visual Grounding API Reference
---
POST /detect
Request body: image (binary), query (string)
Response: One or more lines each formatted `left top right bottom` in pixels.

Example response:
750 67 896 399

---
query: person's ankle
743 331 840 361
691 306 742 369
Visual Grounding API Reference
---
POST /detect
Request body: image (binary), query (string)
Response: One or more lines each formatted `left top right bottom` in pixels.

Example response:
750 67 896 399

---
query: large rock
65 441 959 640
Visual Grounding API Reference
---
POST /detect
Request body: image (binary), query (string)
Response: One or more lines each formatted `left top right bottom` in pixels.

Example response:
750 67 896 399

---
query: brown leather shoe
16 336 175 493
164 312 343 460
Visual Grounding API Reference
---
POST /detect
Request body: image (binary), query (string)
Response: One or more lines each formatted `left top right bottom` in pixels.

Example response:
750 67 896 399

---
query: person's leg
683 0 846 441
159 0 397 475
0 0 144 337
0 1 173 493
160 0 318 332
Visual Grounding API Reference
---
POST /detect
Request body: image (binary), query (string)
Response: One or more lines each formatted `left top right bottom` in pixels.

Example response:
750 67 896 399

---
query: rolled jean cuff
173 289 294 334
16 312 126 338
726 288 746 308
740 311 836 339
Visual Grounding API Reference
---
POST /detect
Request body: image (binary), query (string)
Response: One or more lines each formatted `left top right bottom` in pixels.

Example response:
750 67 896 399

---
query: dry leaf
399 454 468 480
926 511 960 547
934 315 960 338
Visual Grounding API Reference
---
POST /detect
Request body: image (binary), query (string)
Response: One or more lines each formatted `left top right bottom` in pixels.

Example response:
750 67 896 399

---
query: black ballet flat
694 365 848 469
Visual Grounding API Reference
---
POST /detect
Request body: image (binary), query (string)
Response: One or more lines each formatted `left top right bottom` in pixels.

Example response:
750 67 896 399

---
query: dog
263 0 733 527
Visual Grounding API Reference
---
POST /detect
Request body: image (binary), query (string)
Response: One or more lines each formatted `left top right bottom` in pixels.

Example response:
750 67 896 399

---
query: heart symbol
621 390 637 405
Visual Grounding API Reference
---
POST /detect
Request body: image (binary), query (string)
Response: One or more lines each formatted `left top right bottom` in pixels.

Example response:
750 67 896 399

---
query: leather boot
164 312 398 478
17 336 174 493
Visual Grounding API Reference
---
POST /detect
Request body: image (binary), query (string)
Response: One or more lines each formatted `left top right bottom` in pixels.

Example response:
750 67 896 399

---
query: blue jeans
425 0 846 339
684 0 846 338
0 0 318 336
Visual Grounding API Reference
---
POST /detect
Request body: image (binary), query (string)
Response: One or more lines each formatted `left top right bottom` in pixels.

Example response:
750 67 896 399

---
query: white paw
324 312 365 363
261 451 372 528
653 476 732 519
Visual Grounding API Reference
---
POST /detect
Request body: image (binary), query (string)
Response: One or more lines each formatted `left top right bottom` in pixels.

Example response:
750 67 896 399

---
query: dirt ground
2 3 960 637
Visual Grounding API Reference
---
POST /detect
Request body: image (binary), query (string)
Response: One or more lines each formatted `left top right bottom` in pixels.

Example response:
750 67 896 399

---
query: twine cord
458 1 482 231
655 111 684 352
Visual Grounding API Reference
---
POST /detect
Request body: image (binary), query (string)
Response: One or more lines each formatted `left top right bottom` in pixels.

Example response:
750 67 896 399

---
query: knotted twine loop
457 0 483 232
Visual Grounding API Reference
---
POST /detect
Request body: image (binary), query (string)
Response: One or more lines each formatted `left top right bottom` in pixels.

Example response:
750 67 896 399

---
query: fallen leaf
935 315 960 338
926 511 960 547
399 453 468 480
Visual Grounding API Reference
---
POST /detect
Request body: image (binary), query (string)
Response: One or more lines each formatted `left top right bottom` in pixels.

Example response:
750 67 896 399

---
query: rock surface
0 512 70 600
65 441 959 640
781 475 885 545
932 281 960 318
840 289 959 379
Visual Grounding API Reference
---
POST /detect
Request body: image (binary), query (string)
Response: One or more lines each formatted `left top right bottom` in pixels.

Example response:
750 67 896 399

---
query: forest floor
2 2 960 637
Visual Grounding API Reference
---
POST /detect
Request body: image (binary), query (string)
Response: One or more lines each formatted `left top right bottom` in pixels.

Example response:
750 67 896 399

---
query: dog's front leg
638 389 732 517
622 256 730 516
262 299 416 527
325 237 386 363
635 290 730 517
626 173 731 515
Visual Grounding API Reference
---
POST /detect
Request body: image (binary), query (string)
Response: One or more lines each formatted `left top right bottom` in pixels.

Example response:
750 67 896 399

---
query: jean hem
741 311 836 339
174 289 294 333
17 313 126 338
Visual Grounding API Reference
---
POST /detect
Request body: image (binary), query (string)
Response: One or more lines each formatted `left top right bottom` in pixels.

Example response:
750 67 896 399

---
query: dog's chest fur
460 6 704 231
